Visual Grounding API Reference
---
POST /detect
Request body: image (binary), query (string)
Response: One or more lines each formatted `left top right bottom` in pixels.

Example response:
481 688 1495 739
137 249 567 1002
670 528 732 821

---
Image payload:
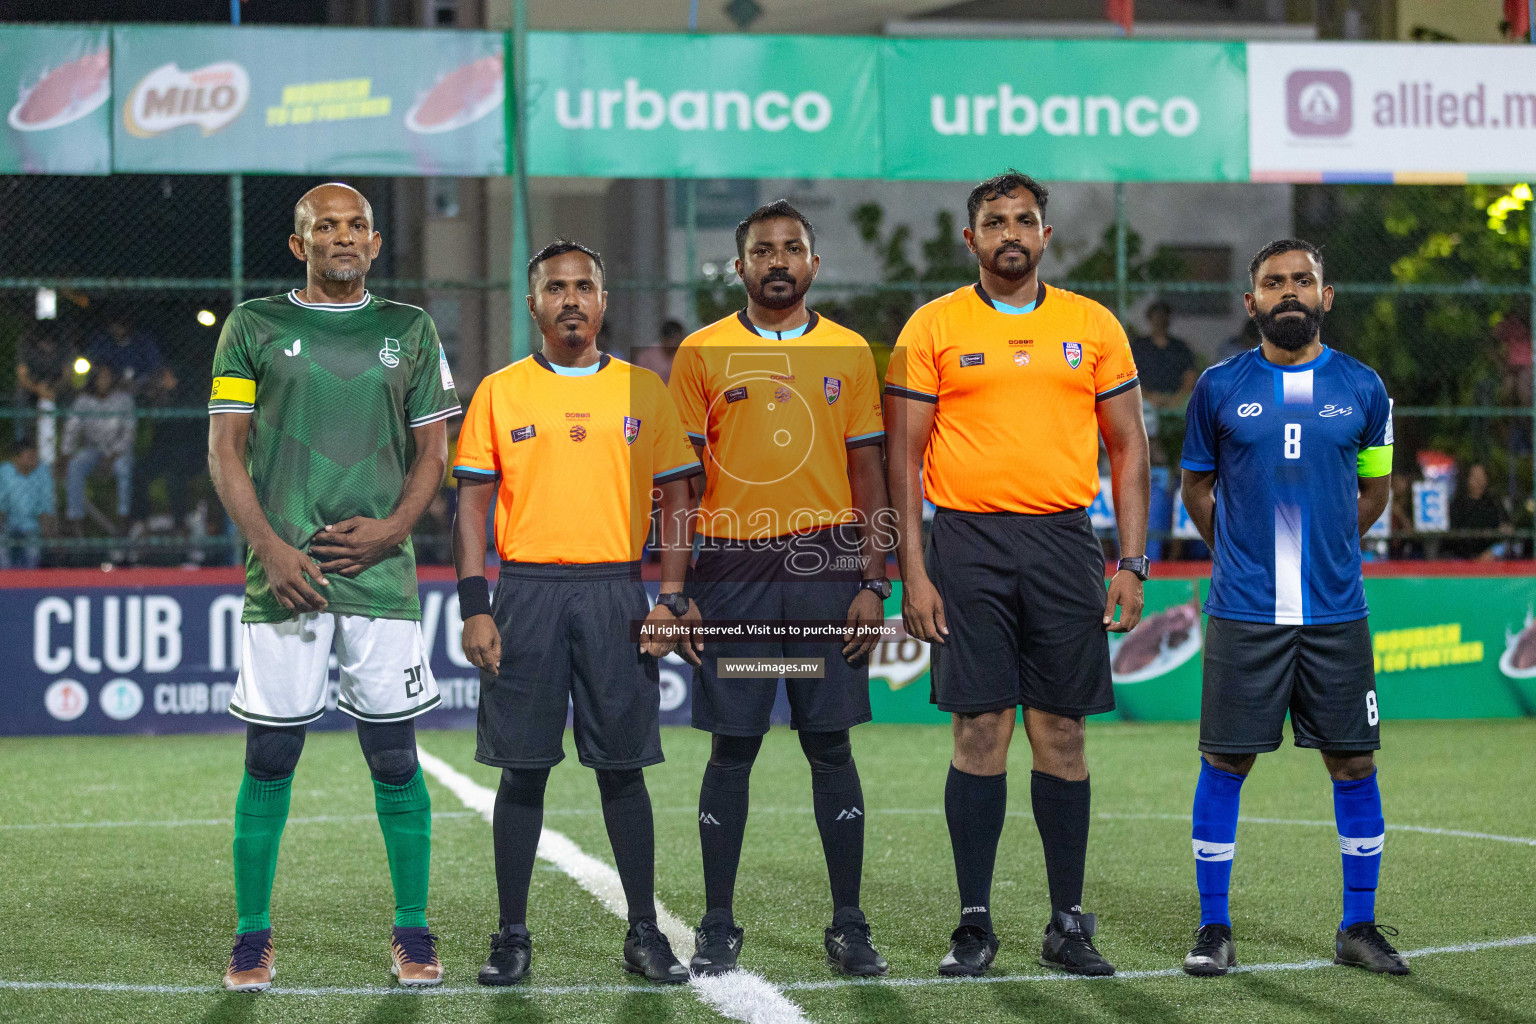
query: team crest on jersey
775 385 792 404
1014 351 1030 366
379 337 401 368
824 377 841 404
624 416 641 445
1063 342 1082 369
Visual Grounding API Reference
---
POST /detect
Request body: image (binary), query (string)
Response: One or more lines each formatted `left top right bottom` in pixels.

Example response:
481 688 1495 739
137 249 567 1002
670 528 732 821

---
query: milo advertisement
0 25 111 174
111 25 505 175
869 576 1536 723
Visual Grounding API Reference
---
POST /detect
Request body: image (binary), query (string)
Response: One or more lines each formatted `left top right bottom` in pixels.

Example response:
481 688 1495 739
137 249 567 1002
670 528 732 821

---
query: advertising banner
868 576 1536 724
881 39 1249 182
524 32 881 179
1248 42 1536 182
111 25 505 175
0 25 111 174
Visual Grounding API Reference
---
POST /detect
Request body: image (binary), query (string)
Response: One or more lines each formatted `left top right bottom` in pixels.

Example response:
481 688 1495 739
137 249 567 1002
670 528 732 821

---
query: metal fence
0 175 1531 565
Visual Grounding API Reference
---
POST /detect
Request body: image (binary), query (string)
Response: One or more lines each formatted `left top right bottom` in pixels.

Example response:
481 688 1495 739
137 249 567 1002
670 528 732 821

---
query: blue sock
1192 759 1244 928
1334 771 1384 929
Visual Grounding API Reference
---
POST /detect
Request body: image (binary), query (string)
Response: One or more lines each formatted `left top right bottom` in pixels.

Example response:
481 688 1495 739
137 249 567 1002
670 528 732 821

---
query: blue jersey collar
1253 344 1332 372
534 352 610 376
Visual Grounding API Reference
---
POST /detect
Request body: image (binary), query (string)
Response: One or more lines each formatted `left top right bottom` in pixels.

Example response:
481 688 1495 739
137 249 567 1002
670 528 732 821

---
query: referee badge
624 416 641 445
1063 342 1083 369
824 377 841 404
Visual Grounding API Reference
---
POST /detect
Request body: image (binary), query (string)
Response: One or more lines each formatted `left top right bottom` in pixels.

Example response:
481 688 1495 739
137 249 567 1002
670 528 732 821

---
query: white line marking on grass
0 812 479 832
1096 812 1536 847
415 747 811 1024
5 934 1532 1000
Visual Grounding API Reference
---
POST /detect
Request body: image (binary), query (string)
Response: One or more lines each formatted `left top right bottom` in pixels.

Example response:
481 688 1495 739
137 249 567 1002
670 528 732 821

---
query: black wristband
457 576 492 619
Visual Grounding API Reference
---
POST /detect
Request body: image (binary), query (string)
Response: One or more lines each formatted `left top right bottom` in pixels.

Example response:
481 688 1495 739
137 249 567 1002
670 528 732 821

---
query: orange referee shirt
669 311 885 540
453 353 701 563
884 283 1139 515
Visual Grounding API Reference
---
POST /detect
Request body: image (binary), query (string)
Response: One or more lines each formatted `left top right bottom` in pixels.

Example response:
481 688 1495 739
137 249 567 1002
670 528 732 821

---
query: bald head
294 183 374 237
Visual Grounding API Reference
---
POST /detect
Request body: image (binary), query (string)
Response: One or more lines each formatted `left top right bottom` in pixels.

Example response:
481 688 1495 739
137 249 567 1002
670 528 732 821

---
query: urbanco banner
881 38 1250 182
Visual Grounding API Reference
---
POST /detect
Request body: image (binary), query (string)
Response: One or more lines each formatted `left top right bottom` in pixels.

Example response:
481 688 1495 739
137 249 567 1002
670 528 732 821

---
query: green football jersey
209 290 460 623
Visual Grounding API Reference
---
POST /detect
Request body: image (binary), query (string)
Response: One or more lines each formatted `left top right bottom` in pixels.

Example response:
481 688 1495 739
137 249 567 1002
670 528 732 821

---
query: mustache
1268 299 1315 316
760 269 796 285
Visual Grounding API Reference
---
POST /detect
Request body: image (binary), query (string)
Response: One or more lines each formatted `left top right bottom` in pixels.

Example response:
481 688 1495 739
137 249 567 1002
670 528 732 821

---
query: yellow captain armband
1357 444 1392 478
210 376 256 404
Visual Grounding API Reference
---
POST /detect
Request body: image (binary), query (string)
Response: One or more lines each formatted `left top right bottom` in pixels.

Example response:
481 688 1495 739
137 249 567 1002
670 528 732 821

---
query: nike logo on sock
1191 839 1235 862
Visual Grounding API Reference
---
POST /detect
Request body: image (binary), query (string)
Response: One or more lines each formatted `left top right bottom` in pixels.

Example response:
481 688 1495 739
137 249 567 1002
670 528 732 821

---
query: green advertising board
881 39 1249 182
111 25 505 175
869 576 1536 724
0 25 111 174
525 32 882 179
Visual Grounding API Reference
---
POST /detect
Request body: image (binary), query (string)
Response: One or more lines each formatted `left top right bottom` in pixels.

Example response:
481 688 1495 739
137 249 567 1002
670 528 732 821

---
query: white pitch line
415 747 811 1024
4 933 1533 1000
1096 811 1536 847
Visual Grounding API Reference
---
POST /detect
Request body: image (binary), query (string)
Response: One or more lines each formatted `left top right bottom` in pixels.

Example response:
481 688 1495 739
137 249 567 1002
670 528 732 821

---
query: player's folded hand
1103 570 1144 633
901 575 948 645
256 541 329 613
842 589 883 663
309 517 405 577
461 613 501 673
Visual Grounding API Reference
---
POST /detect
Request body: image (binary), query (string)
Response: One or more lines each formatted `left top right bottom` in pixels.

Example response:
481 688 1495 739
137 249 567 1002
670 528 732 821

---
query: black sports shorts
1199 615 1380 754
476 560 663 771
690 524 873 737
925 506 1114 718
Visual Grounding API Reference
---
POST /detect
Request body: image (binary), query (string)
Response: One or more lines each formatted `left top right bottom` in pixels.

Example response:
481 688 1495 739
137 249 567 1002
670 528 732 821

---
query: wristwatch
655 592 691 617
858 577 893 601
1116 556 1151 582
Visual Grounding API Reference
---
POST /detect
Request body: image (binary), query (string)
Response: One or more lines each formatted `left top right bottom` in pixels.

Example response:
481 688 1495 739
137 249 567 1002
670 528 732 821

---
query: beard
978 242 1036 282
746 268 811 311
320 261 368 283
1254 299 1324 351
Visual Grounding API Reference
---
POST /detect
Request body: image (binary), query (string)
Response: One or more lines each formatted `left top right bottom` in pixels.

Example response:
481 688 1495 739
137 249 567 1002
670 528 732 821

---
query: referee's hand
901 575 948 645
462 614 502 673
1103 570 1145 633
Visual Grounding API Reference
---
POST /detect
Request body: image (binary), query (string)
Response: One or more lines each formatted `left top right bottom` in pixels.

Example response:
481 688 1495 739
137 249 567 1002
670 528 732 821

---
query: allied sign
1248 42 1536 181
111 25 505 175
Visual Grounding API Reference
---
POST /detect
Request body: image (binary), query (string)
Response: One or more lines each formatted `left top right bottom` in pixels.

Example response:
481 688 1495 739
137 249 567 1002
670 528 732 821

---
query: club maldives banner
3 570 1533 737
525 32 882 179
880 39 1250 182
1248 42 1536 182
111 25 505 175
0 25 112 174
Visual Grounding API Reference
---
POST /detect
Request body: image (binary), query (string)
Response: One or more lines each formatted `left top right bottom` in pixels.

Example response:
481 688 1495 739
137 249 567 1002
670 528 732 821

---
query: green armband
1357 444 1392 478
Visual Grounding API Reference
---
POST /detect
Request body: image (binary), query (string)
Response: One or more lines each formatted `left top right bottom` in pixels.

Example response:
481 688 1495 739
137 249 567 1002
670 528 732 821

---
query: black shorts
926 507 1113 718
476 561 663 771
1200 615 1380 754
690 525 872 737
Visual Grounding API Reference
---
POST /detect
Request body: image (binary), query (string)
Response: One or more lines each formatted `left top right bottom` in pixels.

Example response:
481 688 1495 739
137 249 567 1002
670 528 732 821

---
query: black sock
945 764 1007 933
493 767 549 929
699 734 760 916
802 730 864 913
596 768 656 925
1031 770 1091 915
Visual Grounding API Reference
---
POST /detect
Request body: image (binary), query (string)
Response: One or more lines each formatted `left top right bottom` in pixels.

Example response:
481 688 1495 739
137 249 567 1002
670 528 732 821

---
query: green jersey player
208 183 459 991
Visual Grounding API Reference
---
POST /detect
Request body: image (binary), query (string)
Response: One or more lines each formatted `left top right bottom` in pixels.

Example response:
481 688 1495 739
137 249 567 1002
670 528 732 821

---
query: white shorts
228 614 440 727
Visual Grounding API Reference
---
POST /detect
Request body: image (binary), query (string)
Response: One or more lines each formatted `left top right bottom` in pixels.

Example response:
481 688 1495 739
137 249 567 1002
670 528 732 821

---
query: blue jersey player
1177 240 1408 978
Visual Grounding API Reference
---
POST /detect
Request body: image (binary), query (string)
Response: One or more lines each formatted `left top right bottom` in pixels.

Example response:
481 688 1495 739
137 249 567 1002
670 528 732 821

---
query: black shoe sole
1335 955 1410 976
938 960 993 977
826 953 889 977
1182 958 1235 977
689 962 735 977
623 960 690 984
1039 956 1115 977
477 969 528 986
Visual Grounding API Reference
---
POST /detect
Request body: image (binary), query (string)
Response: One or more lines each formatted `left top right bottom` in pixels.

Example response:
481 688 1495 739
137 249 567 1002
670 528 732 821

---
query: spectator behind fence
630 318 686 384
1132 300 1198 453
1447 462 1512 560
0 437 57 568
1215 317 1262 365
85 309 177 401
16 327 69 466
63 366 136 535
1387 473 1423 560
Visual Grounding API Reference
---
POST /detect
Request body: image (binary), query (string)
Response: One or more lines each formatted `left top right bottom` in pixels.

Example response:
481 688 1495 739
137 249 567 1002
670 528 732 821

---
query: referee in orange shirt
453 241 702 986
885 172 1150 978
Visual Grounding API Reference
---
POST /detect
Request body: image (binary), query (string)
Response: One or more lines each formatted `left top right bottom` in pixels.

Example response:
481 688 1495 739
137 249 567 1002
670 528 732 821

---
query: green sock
375 767 432 929
233 772 293 934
